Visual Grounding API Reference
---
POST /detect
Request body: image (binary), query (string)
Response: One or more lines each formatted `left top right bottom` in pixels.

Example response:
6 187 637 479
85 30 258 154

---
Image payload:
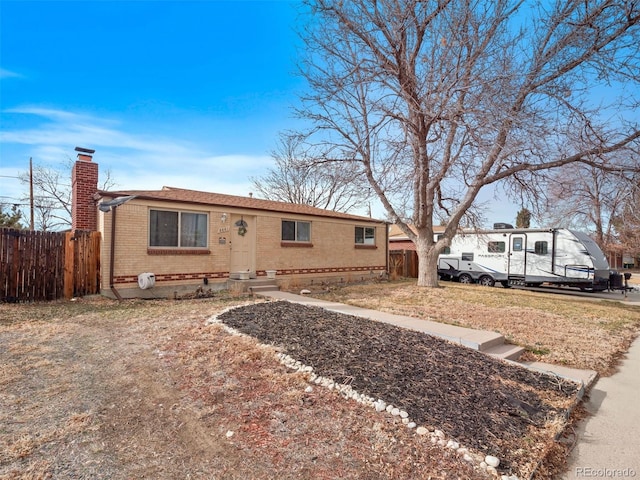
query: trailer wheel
478 275 495 287
500 281 511 289
458 273 473 284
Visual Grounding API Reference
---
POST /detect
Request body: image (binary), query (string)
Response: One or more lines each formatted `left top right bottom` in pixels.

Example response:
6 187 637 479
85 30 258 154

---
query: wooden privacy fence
0 228 101 303
389 249 418 278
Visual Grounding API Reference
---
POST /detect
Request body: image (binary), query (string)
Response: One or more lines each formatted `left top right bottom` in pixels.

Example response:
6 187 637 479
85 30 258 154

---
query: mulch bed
217 300 582 477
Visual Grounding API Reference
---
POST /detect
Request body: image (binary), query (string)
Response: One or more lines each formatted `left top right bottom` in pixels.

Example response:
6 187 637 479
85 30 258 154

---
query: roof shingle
98 186 385 223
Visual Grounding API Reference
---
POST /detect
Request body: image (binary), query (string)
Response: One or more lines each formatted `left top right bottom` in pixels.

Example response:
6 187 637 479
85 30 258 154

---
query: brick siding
100 201 387 292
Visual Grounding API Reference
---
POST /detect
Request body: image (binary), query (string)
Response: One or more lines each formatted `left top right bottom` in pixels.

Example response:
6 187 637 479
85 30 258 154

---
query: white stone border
206 302 518 480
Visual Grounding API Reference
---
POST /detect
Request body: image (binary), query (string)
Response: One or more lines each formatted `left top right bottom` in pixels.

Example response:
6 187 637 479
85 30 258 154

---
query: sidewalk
561 336 640 479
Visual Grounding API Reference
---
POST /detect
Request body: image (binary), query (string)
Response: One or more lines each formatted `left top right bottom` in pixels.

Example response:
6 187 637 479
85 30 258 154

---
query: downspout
99 195 135 301
551 229 557 275
523 233 528 280
109 206 123 301
385 221 390 277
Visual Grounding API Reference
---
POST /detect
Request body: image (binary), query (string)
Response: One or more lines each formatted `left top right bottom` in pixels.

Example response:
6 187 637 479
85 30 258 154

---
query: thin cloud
2 107 203 160
5 106 82 120
2 106 275 197
0 68 23 79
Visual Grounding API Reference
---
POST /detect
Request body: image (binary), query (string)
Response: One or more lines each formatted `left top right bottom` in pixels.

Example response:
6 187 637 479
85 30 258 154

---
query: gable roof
388 224 447 251
98 186 386 223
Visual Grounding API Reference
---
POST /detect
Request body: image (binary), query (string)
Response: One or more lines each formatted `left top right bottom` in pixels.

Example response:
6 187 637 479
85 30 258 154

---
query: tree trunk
415 235 440 287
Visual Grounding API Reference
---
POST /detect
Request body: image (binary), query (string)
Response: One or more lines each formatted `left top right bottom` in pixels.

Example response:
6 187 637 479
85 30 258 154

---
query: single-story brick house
71 149 388 299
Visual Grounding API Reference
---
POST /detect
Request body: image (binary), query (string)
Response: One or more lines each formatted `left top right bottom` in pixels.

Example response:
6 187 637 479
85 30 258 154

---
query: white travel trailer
437 226 611 291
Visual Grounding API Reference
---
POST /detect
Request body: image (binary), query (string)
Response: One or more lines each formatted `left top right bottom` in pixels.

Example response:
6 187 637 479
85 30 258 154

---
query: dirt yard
1 295 483 480
1 281 638 479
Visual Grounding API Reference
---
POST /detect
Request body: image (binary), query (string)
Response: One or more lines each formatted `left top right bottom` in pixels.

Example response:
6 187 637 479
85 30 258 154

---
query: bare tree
541 161 634 250
296 0 640 286
20 164 72 231
19 160 116 231
252 133 371 213
612 175 640 262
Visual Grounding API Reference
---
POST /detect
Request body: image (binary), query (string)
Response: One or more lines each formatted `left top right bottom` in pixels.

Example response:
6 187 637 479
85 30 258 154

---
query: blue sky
1 1 307 203
0 0 520 225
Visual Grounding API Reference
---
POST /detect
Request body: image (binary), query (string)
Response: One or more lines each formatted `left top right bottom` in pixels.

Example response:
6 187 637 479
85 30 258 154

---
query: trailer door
509 235 526 276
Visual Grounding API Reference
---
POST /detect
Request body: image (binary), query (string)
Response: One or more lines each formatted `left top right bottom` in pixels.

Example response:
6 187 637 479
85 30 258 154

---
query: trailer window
461 252 474 261
512 237 523 252
488 241 505 253
534 241 548 255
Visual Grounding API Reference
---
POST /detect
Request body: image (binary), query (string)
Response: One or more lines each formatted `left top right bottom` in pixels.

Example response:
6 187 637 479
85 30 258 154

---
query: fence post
64 231 75 299
403 250 409 277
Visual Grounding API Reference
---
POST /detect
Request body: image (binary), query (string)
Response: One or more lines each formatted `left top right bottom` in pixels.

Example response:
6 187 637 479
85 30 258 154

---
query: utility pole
29 157 34 231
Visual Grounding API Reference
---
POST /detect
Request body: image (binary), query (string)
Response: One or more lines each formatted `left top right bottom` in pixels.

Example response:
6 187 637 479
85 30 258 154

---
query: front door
229 215 256 276
509 235 526 276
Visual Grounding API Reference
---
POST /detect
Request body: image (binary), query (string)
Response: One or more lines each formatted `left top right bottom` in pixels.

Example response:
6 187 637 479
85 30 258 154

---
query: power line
0 178 72 188
1 202 68 209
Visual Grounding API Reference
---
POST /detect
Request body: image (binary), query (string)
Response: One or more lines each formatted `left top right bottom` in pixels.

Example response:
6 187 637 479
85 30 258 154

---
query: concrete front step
472 332 507 352
249 284 280 294
228 278 280 293
519 361 598 390
485 343 526 361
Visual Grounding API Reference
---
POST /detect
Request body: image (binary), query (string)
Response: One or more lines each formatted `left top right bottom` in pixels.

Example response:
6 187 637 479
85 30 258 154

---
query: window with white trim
281 220 311 242
149 209 208 247
355 226 375 245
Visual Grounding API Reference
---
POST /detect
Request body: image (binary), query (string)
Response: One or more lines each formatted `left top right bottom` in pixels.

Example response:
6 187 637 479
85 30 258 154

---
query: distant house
71 150 388 299
388 224 447 249
606 250 637 270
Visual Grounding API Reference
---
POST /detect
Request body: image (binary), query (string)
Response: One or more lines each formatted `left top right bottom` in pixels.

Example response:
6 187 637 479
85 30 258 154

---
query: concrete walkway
261 290 504 348
560 336 640 479
258 290 597 386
